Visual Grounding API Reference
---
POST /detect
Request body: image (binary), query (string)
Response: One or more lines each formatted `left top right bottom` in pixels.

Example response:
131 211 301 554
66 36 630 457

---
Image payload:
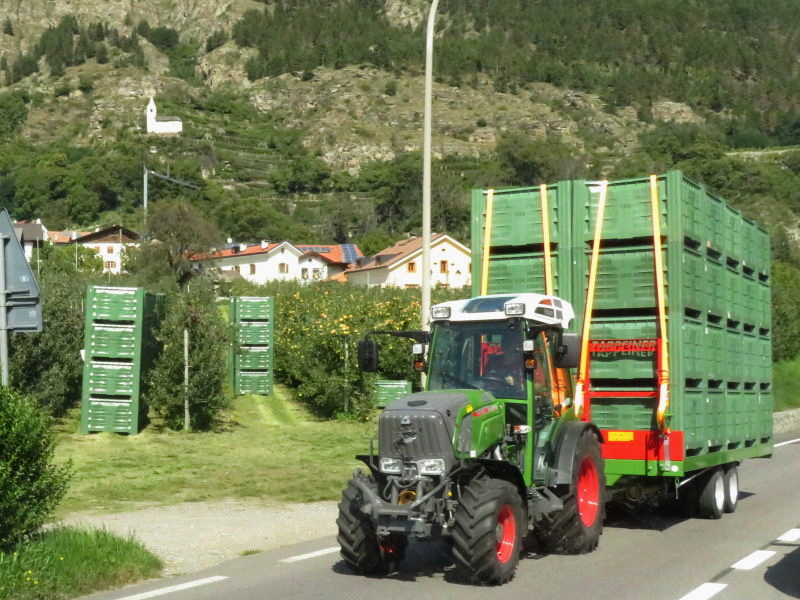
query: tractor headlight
379 457 403 474
417 458 446 475
431 306 451 319
504 302 525 316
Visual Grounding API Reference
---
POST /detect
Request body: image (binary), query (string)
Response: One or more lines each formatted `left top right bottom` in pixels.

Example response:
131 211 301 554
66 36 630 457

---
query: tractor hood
378 390 491 464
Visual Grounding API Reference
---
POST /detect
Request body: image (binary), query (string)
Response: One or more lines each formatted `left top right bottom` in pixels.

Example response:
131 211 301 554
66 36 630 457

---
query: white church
145 97 182 135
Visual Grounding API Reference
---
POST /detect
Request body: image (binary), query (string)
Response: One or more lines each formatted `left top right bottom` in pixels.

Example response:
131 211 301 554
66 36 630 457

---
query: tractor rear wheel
452 478 525 585
336 476 405 575
538 428 605 554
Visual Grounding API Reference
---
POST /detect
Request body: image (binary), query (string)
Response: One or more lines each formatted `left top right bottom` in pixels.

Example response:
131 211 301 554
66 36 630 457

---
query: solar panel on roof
342 244 358 264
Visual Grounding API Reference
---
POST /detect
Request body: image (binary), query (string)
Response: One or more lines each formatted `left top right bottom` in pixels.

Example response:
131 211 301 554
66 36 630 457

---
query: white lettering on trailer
677 582 727 600
114 576 228 600
280 546 340 563
730 550 776 570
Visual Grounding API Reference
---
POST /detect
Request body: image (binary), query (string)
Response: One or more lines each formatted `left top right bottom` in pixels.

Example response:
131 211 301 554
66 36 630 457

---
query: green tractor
336 293 605 585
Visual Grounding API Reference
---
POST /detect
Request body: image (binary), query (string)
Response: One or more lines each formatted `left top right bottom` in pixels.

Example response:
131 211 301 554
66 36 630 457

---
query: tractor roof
430 293 575 329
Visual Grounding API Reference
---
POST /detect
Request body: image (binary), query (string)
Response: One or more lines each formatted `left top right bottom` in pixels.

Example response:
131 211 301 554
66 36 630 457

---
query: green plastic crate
375 380 412 408
235 370 273 395
86 324 137 359
234 347 272 370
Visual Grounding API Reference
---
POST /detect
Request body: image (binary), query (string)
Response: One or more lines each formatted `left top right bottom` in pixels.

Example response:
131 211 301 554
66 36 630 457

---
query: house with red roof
346 234 471 289
195 241 363 285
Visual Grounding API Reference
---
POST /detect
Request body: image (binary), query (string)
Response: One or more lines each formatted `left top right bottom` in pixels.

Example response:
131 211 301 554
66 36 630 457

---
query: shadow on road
764 546 800 598
603 491 756 532
332 538 552 585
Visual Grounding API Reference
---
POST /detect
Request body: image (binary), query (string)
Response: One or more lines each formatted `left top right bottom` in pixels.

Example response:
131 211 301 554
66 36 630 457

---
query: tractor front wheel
452 478 525 585
538 428 605 554
336 476 405 575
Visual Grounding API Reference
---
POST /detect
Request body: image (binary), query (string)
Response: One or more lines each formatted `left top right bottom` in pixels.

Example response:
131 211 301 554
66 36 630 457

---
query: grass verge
773 356 800 411
0 527 161 600
54 385 376 515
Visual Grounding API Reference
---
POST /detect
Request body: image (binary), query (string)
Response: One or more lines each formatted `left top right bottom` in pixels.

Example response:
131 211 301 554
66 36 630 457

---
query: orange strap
575 181 608 419
539 184 566 410
650 175 670 431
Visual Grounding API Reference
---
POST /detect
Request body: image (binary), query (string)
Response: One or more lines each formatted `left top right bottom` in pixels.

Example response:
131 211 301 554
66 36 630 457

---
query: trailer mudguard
549 421 603 486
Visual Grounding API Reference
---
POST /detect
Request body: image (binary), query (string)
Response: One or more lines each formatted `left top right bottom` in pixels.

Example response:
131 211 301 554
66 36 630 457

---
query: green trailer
80 286 162 435
471 171 772 485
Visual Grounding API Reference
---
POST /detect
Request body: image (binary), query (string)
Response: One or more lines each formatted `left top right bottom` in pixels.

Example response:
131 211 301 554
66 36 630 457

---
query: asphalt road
82 432 800 600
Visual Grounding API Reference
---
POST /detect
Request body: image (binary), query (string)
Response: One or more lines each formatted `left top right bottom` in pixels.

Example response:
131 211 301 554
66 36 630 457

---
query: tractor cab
425 294 578 412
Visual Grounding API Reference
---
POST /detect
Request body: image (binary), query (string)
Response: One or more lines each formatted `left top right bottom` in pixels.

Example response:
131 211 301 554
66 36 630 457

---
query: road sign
0 209 43 386
0 209 39 299
6 298 42 332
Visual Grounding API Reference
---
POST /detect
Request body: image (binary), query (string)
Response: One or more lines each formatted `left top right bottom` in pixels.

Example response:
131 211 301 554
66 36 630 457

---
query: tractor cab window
428 321 526 399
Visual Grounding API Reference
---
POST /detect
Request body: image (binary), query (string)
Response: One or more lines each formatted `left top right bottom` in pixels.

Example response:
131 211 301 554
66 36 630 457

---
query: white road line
777 528 800 543
280 546 340 563
114 576 228 600
678 582 727 600
774 437 800 448
731 549 776 570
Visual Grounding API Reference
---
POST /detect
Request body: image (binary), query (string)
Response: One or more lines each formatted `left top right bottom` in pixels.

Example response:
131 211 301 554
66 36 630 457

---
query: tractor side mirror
555 332 581 368
357 339 379 372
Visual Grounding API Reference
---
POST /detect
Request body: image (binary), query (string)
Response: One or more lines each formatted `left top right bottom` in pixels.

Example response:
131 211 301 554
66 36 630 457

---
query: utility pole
421 0 439 335
0 235 8 386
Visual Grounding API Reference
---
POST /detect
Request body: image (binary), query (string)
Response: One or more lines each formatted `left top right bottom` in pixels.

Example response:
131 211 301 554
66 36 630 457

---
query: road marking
777 528 800 543
280 546 340 563
731 550 776 570
114 576 228 600
678 582 727 600
774 437 800 448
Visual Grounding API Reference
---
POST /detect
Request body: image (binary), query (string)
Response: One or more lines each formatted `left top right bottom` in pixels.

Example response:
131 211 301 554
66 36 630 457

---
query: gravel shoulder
60 500 339 576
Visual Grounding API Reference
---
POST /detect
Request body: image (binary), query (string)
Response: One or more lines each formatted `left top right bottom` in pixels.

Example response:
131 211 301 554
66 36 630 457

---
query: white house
12 220 48 262
71 225 140 275
346 234 471 289
197 242 363 285
146 97 182 135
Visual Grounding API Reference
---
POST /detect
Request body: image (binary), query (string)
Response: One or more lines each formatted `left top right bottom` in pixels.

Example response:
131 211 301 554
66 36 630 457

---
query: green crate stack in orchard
80 286 162 434
231 296 275 395
471 170 772 477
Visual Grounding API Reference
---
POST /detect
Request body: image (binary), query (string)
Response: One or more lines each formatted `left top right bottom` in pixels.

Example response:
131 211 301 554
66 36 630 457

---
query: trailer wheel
452 478 525 585
697 468 725 519
336 477 405 575
722 464 739 514
539 428 605 554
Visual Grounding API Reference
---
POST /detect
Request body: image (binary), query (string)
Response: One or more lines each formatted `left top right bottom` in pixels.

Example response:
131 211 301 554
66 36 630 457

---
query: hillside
1 0 799 250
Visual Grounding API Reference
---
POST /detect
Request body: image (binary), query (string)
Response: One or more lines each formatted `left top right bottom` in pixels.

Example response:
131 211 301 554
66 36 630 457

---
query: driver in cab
483 330 526 397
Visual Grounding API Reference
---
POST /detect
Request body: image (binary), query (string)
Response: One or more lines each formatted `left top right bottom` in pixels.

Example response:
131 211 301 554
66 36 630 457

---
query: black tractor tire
452 478 526 586
538 428 606 554
697 467 725 519
722 463 739 514
336 476 405 575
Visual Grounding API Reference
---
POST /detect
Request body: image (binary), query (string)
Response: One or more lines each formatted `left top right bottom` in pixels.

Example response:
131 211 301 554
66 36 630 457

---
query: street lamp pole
421 0 439 333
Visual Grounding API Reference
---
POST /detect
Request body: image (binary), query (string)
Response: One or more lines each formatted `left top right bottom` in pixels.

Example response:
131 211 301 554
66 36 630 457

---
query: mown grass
772 356 800 411
54 386 376 515
0 527 161 600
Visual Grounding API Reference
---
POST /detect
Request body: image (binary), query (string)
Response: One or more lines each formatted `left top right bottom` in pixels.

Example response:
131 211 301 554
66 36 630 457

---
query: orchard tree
125 199 222 290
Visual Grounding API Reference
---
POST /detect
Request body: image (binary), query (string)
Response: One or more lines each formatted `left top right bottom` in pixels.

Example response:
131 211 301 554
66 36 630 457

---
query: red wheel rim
577 457 600 527
495 504 516 563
